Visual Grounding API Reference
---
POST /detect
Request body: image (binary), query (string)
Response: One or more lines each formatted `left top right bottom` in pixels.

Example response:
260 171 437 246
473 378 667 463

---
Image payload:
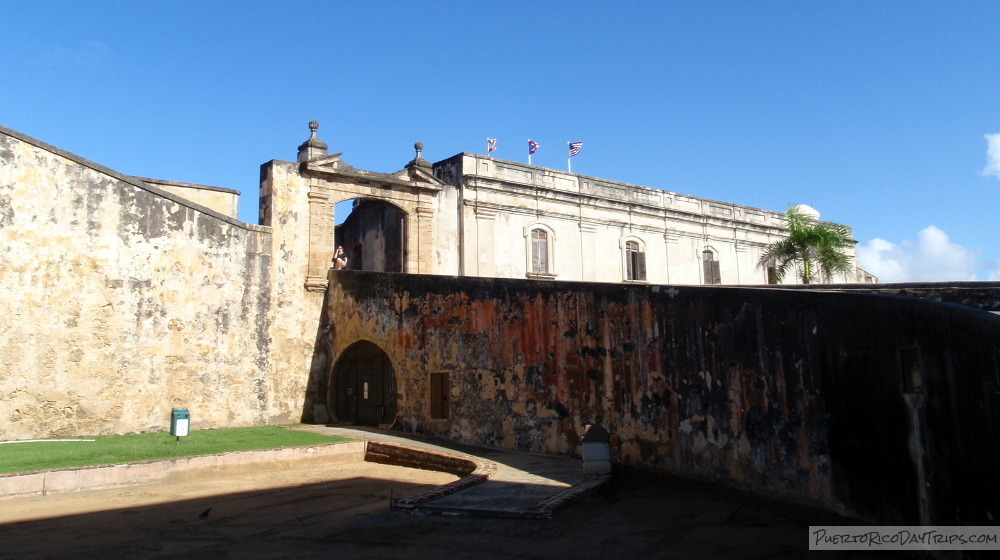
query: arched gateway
289 122 445 292
328 340 398 426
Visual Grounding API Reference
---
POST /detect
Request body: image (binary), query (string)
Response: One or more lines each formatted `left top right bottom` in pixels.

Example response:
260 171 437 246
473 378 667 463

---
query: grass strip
0 426 349 475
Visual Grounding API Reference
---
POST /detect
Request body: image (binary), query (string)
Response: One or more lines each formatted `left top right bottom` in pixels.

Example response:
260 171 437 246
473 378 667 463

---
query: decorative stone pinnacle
297 120 329 163
407 141 432 170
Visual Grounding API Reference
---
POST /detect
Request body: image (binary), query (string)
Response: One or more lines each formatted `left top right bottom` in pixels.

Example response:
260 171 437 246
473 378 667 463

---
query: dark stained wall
757 281 1000 313
318 271 1000 526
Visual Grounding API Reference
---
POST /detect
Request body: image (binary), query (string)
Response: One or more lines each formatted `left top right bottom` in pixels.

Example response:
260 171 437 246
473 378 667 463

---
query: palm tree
758 206 854 284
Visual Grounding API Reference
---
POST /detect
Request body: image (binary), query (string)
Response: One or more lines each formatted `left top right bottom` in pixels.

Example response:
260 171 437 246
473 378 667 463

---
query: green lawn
0 426 350 475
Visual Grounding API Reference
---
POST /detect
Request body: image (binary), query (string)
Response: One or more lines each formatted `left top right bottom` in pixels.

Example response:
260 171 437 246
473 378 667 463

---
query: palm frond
759 206 854 284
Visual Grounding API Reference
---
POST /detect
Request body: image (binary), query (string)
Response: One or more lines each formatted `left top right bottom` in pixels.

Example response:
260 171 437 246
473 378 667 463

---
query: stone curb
413 474 611 520
1 437 606 520
0 441 366 499
369 438 610 519
367 441 499 511
527 474 612 519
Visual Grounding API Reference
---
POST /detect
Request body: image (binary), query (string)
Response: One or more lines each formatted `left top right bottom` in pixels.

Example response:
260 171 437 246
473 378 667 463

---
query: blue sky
4 1 999 282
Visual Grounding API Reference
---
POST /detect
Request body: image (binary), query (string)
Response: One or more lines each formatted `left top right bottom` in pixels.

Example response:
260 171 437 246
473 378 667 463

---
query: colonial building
272 122 874 291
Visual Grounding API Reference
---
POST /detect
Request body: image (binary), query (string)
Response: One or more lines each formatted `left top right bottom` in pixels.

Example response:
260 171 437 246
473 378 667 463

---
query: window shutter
532 230 548 273
625 241 644 281
531 240 539 272
430 372 449 419
538 236 548 273
703 250 720 284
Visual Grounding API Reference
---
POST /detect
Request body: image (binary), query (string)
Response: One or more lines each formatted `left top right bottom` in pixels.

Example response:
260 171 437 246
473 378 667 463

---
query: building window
703 249 721 284
524 223 556 278
531 228 549 274
430 372 450 419
625 240 646 281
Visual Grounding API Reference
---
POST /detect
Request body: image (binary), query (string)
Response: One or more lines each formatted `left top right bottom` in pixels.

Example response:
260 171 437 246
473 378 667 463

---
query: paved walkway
299 426 609 519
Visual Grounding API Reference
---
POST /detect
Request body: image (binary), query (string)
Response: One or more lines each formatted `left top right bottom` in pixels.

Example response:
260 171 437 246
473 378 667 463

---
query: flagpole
567 141 582 172
528 139 532 166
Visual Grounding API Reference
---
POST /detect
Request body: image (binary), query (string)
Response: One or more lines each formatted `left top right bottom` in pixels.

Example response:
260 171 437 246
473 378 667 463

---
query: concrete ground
302 425 605 518
0 429 919 560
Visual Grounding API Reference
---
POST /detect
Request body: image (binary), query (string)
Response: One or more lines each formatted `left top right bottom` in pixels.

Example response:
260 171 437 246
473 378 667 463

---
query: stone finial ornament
407 141 433 170
297 120 329 163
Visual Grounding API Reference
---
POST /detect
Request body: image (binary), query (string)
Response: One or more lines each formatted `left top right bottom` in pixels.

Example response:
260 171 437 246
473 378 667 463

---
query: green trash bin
170 408 190 437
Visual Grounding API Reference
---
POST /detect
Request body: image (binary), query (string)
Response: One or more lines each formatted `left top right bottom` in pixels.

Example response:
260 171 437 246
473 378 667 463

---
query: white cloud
857 226 980 282
988 260 1000 281
982 133 1000 179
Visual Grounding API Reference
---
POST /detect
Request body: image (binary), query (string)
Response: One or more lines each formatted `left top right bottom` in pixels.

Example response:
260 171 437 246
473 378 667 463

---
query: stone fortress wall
137 177 240 219
0 125 320 439
320 270 1000 527
4 121 999 529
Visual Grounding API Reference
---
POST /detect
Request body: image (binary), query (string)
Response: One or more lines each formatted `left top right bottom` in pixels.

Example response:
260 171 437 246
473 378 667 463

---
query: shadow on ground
0 465 928 560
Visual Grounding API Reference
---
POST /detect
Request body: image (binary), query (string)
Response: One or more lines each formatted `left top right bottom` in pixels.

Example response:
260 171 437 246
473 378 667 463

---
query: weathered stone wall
258 159 328 420
761 281 1000 313
321 270 1000 526
0 126 303 439
136 177 240 219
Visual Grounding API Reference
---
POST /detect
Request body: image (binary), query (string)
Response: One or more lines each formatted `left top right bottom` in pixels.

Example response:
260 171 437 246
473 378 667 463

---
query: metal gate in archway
329 340 398 426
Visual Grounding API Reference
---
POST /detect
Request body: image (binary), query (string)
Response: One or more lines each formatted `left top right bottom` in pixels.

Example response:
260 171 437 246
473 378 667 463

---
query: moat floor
0 455 913 560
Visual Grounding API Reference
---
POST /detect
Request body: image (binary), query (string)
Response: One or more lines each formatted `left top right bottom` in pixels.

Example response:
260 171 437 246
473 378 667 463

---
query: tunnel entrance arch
328 340 398 426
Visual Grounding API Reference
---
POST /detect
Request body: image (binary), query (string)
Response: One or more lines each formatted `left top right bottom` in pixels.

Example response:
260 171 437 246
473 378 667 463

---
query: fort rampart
320 270 1000 526
0 126 316 439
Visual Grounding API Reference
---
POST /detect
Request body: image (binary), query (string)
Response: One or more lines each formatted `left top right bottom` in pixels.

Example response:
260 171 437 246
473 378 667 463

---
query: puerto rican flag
528 140 539 155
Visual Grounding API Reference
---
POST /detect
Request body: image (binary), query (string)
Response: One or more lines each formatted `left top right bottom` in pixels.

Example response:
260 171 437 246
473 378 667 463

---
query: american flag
487 138 497 153
528 140 539 155
568 141 583 157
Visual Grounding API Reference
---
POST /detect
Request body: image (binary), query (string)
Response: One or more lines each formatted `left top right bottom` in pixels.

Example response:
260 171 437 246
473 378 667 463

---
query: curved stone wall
322 270 1000 526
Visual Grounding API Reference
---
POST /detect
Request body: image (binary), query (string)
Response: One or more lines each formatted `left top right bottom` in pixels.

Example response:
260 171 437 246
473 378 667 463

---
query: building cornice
301 157 443 195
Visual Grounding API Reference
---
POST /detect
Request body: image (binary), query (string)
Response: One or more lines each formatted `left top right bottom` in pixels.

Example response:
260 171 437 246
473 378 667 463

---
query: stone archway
294 124 445 292
328 340 398 426
335 198 408 272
